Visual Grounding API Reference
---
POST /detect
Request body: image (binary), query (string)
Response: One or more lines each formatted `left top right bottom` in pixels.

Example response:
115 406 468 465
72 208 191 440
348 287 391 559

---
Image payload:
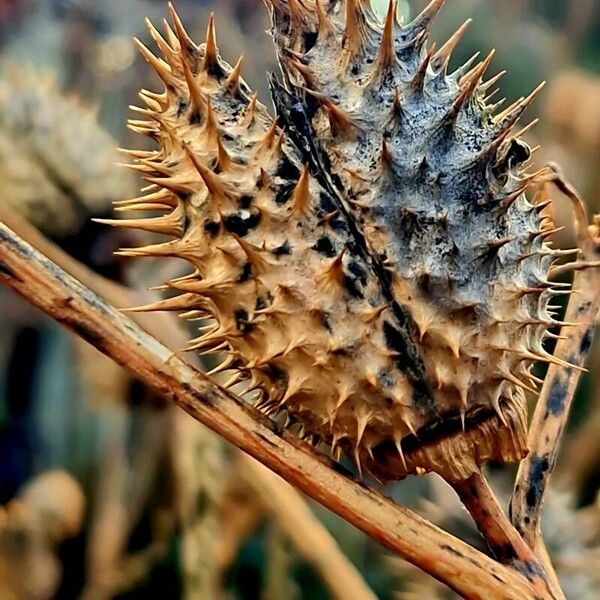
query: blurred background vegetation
0 1 598 598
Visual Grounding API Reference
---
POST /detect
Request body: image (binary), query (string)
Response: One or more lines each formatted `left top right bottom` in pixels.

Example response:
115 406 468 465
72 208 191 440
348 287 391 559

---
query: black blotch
238 262 252 283
320 312 333 333
235 309 254 333
302 30 318 53
332 347 350 357
239 195 253 209
526 456 550 509
319 192 336 214
224 212 261 237
177 98 189 118
206 59 225 80
196 490 208 516
255 297 268 310
343 275 363 299
204 220 221 236
275 182 296 206
189 108 202 125
273 241 291 257
348 261 367 286
265 364 288 386
68 320 104 347
418 272 432 295
313 236 336 257
275 153 301 182
547 377 568 416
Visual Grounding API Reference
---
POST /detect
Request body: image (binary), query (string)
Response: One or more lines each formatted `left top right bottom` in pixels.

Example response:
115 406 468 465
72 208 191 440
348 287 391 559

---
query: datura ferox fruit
106 1 575 482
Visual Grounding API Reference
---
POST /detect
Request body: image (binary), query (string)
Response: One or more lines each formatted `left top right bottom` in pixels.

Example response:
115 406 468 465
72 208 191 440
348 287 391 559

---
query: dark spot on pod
343 275 364 299
235 309 254 333
255 297 268 310
329 219 348 232
348 261 367 286
239 195 254 209
302 30 318 53
189 108 202 125
265 363 288 386
238 262 252 283
320 312 333 333
273 240 292 257
204 220 221 236
275 152 301 182
177 98 189 118
224 212 261 237
313 236 337 257
206 58 226 80
319 192 336 214
275 182 296 205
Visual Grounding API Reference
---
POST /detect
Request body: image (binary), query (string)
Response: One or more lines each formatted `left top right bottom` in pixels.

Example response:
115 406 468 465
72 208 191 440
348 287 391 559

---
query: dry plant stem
453 472 564 600
0 223 553 600
0 204 374 600
455 472 542 565
240 457 377 600
512 169 600 548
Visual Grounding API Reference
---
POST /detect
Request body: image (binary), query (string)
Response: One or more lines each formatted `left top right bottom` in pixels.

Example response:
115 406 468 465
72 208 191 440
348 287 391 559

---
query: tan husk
109 2 570 481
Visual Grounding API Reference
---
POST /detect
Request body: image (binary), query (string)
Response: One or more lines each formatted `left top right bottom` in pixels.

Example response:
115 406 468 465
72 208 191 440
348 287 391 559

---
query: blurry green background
0 1 598 599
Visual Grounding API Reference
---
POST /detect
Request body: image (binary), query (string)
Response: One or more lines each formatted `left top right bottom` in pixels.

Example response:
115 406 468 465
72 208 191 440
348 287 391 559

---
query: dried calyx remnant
107 1 574 482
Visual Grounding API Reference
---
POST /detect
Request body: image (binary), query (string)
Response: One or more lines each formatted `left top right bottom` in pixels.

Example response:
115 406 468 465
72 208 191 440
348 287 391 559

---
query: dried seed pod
112 3 571 482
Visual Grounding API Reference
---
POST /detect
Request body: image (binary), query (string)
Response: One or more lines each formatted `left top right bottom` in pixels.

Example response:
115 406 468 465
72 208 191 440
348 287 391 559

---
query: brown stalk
0 220 550 600
456 472 545 565
512 167 600 548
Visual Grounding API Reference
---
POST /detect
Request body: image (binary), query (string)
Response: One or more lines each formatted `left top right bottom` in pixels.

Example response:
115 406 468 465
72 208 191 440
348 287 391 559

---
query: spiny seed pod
108 1 575 482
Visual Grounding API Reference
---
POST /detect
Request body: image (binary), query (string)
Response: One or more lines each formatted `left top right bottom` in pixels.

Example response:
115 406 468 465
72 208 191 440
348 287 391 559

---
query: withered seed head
110 1 572 482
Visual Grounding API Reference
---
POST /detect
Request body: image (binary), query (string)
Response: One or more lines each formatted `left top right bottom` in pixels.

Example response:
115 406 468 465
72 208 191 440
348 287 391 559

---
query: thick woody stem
456 473 541 564
512 168 600 548
0 221 550 600
453 472 564 600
